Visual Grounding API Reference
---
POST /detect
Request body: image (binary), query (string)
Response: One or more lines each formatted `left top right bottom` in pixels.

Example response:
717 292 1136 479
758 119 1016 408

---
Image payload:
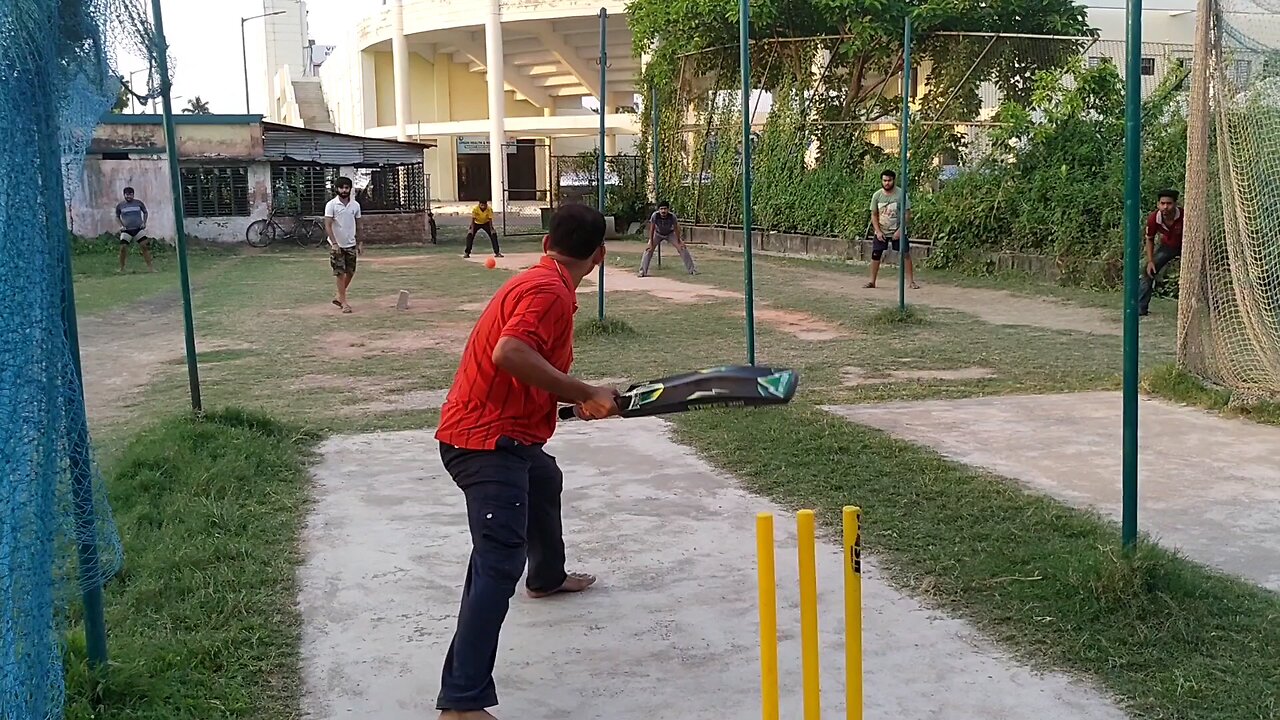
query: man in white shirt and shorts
324 176 362 313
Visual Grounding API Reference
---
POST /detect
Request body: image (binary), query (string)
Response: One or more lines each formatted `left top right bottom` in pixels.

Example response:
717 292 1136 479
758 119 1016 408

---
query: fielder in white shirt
324 176 363 313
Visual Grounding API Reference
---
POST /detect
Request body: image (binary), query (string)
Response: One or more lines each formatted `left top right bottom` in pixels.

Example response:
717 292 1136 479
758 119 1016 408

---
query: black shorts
120 228 147 244
872 236 910 261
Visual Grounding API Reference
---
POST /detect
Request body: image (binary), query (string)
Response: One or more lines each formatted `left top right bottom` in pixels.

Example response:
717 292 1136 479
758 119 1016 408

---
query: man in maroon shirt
1139 189 1184 316
434 203 620 720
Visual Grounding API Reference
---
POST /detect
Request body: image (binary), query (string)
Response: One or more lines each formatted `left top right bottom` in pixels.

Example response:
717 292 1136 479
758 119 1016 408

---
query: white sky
114 0 359 115
112 0 1224 116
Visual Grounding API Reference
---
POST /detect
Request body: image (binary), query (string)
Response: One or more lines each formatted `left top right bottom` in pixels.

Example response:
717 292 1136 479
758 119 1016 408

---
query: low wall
360 212 430 245
683 225 1117 284
683 225 929 266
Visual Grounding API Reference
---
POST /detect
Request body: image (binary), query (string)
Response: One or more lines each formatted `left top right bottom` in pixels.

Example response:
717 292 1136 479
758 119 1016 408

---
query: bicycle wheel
246 219 277 248
295 218 327 248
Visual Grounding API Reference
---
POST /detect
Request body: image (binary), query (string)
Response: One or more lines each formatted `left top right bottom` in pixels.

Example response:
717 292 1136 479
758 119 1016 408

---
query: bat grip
557 395 624 421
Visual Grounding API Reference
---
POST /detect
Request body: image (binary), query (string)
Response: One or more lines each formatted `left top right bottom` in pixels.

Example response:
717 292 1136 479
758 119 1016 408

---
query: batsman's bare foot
528 571 596 598
438 711 498 719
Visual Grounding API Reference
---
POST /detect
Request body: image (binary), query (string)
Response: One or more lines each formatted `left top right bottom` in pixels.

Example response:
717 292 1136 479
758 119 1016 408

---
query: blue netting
1 1 151 717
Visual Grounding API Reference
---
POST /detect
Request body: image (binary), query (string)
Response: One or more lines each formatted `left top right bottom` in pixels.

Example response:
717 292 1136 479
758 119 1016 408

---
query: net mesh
1178 0 1280 400
651 33 1190 235
2 1 162 717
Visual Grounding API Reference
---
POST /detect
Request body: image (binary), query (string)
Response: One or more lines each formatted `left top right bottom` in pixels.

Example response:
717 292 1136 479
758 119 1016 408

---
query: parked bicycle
246 207 327 248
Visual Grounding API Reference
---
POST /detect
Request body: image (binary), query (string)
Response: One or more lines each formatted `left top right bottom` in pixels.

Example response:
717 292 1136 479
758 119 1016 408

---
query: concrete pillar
433 53 458 201
484 0 506 211
391 0 411 141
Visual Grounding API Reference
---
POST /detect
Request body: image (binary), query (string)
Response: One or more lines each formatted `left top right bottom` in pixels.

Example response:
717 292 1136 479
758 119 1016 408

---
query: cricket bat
558 365 799 421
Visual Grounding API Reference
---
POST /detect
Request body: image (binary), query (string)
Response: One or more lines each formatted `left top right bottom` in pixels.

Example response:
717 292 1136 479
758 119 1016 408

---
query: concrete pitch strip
300 421 1125 720
824 391 1280 591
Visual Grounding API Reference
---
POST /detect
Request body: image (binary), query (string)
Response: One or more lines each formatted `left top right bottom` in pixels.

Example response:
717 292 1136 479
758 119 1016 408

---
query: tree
110 79 130 114
630 0 1096 127
182 96 211 115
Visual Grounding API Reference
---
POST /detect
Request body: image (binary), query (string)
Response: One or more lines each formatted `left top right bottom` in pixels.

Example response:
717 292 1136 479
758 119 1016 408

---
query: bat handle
557 396 624 421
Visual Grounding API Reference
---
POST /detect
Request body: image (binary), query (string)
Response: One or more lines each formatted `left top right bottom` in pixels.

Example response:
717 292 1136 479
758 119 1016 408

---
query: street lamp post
241 10 286 114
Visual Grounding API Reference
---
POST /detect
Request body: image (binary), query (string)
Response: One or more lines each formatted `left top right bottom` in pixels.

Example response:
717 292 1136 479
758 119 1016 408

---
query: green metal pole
899 13 911 312
151 0 203 413
740 0 756 365
597 7 608 322
63 220 108 672
1121 0 1143 549
651 84 660 202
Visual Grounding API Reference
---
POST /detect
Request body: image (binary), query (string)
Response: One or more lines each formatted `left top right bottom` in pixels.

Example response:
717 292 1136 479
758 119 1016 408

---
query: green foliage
918 58 1188 287
182 96 211 115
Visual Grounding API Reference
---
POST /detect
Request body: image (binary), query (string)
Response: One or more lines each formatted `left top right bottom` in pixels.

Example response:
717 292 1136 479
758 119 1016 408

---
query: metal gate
501 141 552 236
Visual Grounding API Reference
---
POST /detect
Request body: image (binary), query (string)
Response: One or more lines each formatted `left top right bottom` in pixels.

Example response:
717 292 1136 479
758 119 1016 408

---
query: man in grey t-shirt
639 201 697 276
866 170 918 290
115 186 154 272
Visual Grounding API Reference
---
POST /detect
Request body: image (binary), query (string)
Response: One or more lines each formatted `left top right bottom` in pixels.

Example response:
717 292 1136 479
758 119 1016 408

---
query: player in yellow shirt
464 200 502 258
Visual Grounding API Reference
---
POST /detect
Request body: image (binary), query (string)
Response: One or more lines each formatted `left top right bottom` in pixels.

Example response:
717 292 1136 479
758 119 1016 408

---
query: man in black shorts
115 186 154 273
866 170 918 289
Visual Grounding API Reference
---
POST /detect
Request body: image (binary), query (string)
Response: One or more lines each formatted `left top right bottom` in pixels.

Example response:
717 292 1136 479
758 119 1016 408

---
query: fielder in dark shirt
114 186 154 272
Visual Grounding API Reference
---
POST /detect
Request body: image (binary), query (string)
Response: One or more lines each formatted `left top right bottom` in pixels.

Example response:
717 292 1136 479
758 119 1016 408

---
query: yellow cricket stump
756 513 780 720
755 506 863 720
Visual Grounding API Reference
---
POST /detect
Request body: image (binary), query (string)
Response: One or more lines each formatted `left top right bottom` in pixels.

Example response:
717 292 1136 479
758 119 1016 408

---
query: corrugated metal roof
262 122 430 166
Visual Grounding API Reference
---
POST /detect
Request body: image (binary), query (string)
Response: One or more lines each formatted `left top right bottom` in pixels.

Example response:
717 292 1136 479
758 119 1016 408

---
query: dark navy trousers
435 437 568 711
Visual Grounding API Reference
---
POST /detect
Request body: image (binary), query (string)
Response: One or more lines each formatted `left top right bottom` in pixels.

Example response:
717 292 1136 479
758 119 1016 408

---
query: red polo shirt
436 255 578 450
1146 207 1183 250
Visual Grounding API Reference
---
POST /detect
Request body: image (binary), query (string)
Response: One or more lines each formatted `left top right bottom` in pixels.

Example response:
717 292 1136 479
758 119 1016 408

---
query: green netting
1179 0 1280 400
2 1 163 717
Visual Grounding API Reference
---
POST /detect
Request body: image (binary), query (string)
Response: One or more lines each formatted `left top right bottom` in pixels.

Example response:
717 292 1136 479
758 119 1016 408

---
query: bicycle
246 208 327 248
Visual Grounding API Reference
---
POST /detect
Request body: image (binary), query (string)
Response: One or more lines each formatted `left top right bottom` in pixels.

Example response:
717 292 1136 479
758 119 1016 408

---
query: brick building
68 113 434 245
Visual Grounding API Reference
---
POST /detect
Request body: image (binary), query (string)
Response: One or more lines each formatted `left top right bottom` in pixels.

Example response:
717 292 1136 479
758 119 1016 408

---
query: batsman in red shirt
433 203 620 720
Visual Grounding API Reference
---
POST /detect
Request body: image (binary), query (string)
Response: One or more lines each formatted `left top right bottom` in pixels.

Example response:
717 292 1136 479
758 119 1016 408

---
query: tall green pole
652 83 661 268
899 13 911 312
63 200 108 673
1121 0 1143 549
651 84 660 202
151 0 203 413
740 0 756 365
597 7 608 322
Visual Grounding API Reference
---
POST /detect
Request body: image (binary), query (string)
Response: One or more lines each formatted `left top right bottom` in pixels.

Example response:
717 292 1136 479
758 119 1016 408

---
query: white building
256 0 1278 204
257 0 643 207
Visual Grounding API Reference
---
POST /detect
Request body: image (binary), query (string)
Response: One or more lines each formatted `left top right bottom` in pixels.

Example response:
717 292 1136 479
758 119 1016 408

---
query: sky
114 0 355 115
110 0 1231 117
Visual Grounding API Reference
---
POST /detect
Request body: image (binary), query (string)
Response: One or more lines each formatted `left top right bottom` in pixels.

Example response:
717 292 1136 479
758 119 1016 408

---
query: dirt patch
293 293 459 318
359 255 444 268
466 252 739 304
356 389 451 414
753 308 849 341
804 274 1120 336
319 325 473 360
840 366 997 386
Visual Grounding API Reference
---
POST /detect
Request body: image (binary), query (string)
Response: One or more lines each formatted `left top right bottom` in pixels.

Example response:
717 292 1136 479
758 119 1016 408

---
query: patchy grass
70 240 1266 718
575 317 639 340
71 236 236 316
1144 364 1280 426
868 304 928 326
673 404 1280 720
63 408 312 720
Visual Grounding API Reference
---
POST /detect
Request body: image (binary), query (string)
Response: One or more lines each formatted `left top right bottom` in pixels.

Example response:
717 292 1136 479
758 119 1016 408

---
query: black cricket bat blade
559 365 799 420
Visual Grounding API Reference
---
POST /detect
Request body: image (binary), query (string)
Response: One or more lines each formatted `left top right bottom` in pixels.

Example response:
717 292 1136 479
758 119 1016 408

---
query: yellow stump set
756 507 863 720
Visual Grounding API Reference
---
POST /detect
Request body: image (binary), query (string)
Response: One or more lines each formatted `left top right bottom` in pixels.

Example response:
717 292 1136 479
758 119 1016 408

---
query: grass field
67 237 1278 719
